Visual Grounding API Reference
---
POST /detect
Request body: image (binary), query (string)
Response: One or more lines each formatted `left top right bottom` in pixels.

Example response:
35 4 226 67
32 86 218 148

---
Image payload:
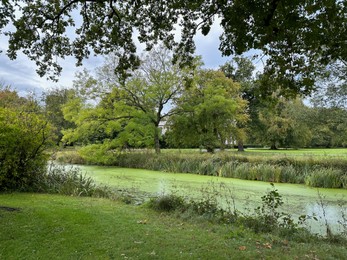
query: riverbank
1 193 346 259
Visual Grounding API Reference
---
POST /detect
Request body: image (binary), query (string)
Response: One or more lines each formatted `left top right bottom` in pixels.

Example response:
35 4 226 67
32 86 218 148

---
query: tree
43 88 76 145
62 47 185 153
304 106 347 148
310 63 347 109
220 56 256 151
0 86 53 191
167 70 248 152
256 97 312 149
1 1 346 93
307 67 347 147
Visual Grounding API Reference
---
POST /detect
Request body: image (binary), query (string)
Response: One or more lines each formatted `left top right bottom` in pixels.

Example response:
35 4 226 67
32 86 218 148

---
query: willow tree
167 70 248 153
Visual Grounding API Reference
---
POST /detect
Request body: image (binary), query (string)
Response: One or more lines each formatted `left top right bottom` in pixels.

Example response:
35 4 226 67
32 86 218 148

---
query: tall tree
43 88 76 145
63 47 186 153
256 97 312 149
220 56 256 151
167 70 248 153
1 1 346 93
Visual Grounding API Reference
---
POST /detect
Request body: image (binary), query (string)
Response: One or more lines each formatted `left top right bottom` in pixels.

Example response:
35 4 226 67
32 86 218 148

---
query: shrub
0 108 53 191
148 194 186 212
239 183 303 235
78 144 118 165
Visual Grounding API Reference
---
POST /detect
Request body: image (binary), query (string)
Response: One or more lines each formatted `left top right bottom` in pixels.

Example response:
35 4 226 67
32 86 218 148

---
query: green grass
161 148 347 156
1 193 346 259
243 148 347 157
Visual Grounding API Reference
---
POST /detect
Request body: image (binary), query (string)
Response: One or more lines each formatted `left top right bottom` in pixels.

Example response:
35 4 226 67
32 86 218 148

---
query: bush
148 194 186 212
78 144 118 165
0 108 53 191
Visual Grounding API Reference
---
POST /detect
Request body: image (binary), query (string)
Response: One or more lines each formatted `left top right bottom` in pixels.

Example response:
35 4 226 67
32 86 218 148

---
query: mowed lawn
161 148 347 158
1 193 346 259
243 148 347 157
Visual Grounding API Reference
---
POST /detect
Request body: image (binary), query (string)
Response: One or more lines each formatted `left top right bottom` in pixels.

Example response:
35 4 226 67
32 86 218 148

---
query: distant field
161 148 347 158
243 148 347 157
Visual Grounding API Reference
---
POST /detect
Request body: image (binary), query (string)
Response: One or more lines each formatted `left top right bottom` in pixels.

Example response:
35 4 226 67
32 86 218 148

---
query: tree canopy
167 70 248 152
1 0 346 93
62 47 185 153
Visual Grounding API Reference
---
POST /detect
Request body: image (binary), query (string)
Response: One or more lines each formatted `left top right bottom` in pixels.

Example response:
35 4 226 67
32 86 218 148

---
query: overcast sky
0 19 259 97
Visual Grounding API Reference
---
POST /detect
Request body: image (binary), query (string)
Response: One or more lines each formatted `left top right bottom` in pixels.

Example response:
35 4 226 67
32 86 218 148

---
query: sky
0 17 258 97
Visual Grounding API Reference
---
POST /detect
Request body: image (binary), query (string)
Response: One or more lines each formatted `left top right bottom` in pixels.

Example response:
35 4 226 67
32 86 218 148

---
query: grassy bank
1 193 346 260
56 147 347 189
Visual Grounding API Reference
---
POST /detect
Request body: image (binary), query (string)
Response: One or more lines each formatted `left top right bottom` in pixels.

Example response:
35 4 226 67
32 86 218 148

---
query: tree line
1 1 346 192
3 47 346 160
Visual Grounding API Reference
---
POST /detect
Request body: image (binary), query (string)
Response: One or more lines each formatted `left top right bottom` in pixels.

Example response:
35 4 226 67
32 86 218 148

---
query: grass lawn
243 148 347 157
160 148 347 159
1 193 346 259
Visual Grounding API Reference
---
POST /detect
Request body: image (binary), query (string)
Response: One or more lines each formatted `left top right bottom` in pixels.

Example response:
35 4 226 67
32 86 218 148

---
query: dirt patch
0 206 21 212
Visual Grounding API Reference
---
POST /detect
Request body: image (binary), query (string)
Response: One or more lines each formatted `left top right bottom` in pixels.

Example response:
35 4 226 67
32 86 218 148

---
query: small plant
240 183 311 235
148 194 186 212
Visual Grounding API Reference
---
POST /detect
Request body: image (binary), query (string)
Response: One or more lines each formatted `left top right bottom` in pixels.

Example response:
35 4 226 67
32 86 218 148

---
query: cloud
194 18 230 69
0 14 263 96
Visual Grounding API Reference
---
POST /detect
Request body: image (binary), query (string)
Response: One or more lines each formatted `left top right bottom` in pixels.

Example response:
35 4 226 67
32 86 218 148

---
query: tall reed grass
57 148 347 189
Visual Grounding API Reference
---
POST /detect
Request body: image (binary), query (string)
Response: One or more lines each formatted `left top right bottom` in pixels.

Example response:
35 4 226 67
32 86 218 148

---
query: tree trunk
206 146 214 153
237 140 245 152
154 126 160 154
270 143 278 150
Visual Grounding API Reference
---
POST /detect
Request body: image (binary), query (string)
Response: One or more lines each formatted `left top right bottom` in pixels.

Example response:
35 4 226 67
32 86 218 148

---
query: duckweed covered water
78 165 347 235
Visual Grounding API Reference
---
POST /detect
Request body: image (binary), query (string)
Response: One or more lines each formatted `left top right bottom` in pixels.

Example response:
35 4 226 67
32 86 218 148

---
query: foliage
256 97 312 149
62 47 186 153
148 194 186 212
238 184 316 239
0 87 54 191
310 63 347 109
78 143 118 165
219 56 258 151
305 106 347 148
167 70 248 152
1 1 346 95
305 168 346 189
42 88 76 144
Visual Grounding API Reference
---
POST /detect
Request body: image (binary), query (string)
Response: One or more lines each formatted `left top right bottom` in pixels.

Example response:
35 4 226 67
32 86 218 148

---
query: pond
77 165 347 236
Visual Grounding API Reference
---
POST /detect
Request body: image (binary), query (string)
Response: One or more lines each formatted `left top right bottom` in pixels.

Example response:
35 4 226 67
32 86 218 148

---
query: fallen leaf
239 246 247 251
263 242 272 249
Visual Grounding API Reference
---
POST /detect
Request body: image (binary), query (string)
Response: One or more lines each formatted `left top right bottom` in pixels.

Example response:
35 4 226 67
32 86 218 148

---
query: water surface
78 165 347 235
